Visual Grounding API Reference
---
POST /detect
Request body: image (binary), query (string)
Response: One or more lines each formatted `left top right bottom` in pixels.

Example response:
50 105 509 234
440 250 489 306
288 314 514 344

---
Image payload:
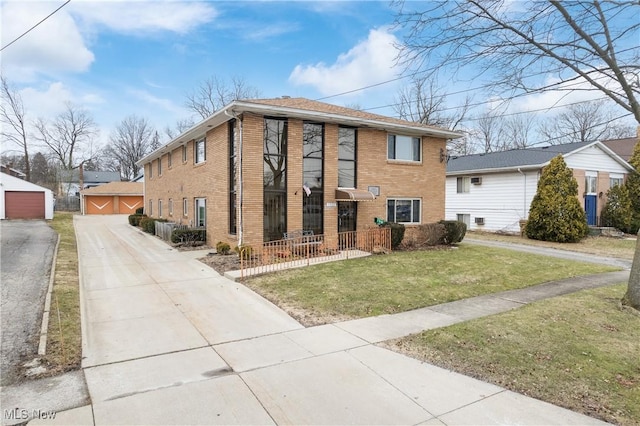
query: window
158 199 163 217
195 137 206 164
263 118 287 241
195 198 206 227
338 127 356 188
148 162 153 178
158 156 162 176
183 198 188 216
182 145 187 163
388 134 421 162
303 122 324 235
148 199 153 216
168 152 172 168
457 177 470 193
585 173 597 193
610 174 623 187
387 199 421 224
168 198 173 216
457 214 470 227
229 120 237 234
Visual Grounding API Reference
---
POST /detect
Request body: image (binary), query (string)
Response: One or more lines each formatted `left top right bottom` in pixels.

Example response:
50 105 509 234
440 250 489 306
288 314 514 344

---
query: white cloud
19 82 105 119
289 28 400 96
70 0 218 35
127 88 187 116
1 2 94 81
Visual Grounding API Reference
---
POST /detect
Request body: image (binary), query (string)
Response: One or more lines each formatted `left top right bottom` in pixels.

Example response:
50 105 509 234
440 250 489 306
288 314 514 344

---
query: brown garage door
5 191 45 219
118 196 143 215
85 196 114 215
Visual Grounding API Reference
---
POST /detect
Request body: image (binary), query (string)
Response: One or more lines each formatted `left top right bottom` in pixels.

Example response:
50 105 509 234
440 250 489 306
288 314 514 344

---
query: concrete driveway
48 215 608 425
0 220 57 386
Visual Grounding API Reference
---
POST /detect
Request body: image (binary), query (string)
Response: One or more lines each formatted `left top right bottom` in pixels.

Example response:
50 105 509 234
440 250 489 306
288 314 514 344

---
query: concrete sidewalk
25 216 613 425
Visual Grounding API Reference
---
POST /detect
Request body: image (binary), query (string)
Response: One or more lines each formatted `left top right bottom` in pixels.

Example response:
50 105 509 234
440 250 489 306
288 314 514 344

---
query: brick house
138 98 462 248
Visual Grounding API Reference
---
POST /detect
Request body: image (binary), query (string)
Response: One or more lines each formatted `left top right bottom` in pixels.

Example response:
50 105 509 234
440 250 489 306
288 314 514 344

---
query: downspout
224 109 243 246
517 168 526 218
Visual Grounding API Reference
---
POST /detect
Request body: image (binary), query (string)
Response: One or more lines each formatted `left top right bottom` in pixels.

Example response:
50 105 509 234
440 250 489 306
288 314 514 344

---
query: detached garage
81 182 143 215
1 172 54 219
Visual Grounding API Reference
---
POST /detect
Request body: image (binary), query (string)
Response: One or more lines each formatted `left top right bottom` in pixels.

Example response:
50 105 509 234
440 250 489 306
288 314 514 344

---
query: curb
38 233 61 356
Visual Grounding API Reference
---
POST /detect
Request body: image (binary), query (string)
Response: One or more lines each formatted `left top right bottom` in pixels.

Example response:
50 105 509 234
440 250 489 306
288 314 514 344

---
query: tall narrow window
263 118 287 241
167 152 172 168
158 199 163 217
148 162 153 178
195 198 206 227
182 145 187 163
158 156 162 176
229 120 237 234
303 122 324 235
168 198 173 216
148 199 153 216
183 198 188 216
338 127 356 188
195 137 206 164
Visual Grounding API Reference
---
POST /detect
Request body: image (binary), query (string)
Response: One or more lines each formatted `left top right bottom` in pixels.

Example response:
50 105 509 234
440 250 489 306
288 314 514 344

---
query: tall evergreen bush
601 185 633 233
525 155 588 243
624 141 640 233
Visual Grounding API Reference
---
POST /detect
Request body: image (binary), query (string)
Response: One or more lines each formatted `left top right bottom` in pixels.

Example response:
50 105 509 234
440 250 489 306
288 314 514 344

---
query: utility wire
1 0 71 52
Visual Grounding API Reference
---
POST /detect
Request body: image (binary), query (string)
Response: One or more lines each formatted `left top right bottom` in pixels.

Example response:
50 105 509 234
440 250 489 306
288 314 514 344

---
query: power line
1 0 71 52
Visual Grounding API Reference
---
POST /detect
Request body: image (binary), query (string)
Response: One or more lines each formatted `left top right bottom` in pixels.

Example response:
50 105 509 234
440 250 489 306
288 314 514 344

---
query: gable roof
602 137 637 162
447 141 633 175
80 181 143 196
1 172 53 193
138 97 463 165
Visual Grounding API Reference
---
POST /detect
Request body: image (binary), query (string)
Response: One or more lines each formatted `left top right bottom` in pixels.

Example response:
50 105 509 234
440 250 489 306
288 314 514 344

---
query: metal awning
335 188 376 201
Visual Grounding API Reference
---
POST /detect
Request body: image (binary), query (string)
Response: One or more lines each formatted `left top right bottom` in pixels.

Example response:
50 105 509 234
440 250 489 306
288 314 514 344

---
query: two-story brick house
138 98 462 248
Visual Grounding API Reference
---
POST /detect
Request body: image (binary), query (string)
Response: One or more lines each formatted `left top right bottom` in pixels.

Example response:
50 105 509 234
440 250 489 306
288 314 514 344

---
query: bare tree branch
1 75 30 180
185 75 262 120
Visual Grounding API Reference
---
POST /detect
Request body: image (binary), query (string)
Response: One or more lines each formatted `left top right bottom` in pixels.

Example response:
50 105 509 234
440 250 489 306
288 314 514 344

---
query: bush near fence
170 228 206 245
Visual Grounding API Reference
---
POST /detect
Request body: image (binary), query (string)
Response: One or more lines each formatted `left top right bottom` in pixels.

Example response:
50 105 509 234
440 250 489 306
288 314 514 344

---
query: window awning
335 188 376 201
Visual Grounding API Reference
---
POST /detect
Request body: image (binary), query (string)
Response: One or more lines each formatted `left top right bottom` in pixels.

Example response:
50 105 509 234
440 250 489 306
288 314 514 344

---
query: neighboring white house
1 172 55 219
445 141 634 233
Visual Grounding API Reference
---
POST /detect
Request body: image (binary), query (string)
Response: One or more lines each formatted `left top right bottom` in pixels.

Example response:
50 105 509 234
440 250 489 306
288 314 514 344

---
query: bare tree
103 115 155 181
164 118 194 141
538 100 634 145
503 114 536 149
393 0 640 308
473 111 506 153
34 102 98 170
185 75 261 120
393 1 640 123
1 75 30 181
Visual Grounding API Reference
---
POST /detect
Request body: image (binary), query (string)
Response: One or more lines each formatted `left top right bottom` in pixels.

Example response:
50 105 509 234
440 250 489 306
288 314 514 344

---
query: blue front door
585 195 597 226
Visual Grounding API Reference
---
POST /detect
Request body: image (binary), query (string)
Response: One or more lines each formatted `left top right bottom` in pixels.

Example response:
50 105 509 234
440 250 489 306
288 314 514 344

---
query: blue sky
1 0 637 155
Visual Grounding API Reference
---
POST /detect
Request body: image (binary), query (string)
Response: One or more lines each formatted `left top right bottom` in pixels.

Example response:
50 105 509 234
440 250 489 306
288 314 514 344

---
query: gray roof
447 141 595 174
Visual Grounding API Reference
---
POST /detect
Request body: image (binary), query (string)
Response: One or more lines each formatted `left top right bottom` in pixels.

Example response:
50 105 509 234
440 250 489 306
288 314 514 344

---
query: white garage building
1 172 55 220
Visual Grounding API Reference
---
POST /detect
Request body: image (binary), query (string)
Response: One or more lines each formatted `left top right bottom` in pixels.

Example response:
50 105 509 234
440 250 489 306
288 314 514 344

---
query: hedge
171 228 206 245
438 220 467 244
128 214 146 226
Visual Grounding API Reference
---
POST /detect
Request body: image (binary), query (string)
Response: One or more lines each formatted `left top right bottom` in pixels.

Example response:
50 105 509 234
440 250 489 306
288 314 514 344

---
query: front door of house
338 202 356 233
585 172 597 226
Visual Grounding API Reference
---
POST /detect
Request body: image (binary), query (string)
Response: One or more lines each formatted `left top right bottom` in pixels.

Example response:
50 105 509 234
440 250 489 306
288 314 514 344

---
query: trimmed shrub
234 244 253 259
216 241 231 255
139 217 155 234
525 155 588 243
438 220 467 244
601 185 633 233
171 228 206 245
382 222 405 250
403 223 445 248
128 214 146 226
135 207 144 215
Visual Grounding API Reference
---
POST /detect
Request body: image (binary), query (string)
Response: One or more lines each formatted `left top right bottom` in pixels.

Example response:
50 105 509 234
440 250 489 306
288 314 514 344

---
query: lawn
244 245 618 325
467 231 636 260
44 212 82 376
386 284 640 426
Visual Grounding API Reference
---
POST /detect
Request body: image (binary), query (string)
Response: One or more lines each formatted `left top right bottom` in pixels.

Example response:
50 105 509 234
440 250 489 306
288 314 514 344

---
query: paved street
0 220 57 386
22 214 609 425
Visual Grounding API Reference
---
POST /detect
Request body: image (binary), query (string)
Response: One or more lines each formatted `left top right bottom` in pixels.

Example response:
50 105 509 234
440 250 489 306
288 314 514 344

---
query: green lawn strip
387 284 640 426
467 232 636 260
244 245 618 322
44 212 82 375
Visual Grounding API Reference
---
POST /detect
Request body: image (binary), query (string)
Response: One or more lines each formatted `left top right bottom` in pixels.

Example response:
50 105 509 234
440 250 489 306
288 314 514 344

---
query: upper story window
338 127 356 188
457 177 470 193
610 174 623 187
585 173 597 193
167 152 172 168
388 134 421 162
148 162 153 178
195 137 206 164
182 145 187 163
157 156 162 176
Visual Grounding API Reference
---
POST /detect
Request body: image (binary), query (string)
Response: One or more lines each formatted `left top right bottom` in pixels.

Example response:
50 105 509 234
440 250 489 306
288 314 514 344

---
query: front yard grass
468 231 636 260
244 245 618 325
44 212 82 375
386 284 640 426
